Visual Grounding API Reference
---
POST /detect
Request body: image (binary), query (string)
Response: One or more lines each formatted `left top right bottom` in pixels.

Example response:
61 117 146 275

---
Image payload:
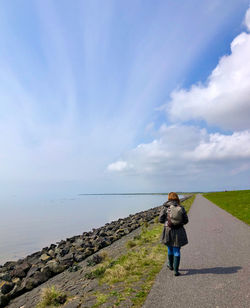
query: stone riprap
0 196 190 307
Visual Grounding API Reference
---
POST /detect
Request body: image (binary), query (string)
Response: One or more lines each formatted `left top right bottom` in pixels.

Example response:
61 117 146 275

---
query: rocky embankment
0 196 190 307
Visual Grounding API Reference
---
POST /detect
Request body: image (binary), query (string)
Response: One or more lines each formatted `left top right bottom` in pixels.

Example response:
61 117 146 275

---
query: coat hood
163 200 179 207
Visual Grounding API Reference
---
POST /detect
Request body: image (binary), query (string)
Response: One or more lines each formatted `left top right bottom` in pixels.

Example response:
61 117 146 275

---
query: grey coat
159 200 189 247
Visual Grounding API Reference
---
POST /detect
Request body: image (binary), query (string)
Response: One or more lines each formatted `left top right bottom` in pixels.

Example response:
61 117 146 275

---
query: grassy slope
82 195 196 307
203 190 250 225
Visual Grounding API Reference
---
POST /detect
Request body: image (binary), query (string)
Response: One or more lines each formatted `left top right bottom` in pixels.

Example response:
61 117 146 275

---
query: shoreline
1 194 176 265
0 196 191 307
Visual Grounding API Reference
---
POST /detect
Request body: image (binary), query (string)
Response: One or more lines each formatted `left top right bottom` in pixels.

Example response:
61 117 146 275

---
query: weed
126 240 137 249
36 286 67 308
68 264 81 272
92 292 109 307
99 250 108 260
84 266 106 279
133 234 141 240
87 253 105 267
143 221 149 228
154 216 159 224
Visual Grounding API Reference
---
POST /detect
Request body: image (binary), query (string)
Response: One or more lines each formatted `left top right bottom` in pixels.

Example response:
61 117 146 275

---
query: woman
159 192 189 276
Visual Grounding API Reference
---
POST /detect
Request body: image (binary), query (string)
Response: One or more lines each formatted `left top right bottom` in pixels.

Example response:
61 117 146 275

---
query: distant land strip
78 192 195 196
78 193 169 195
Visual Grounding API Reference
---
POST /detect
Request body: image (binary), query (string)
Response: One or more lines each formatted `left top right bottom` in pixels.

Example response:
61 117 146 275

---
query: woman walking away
159 192 189 276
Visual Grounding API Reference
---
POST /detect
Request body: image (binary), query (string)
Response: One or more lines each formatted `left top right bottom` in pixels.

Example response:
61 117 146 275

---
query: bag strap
167 212 173 228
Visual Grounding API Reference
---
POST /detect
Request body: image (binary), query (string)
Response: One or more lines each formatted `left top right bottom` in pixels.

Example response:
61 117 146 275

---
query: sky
0 0 250 197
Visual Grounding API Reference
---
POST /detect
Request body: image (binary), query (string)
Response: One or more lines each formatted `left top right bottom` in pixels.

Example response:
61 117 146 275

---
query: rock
59 247 70 257
83 248 94 257
63 299 81 308
0 273 12 282
3 262 16 271
12 277 21 284
40 266 52 277
56 294 67 305
48 249 55 257
74 254 84 263
11 262 31 278
46 260 66 274
0 293 10 307
57 240 66 247
73 239 84 248
23 270 51 290
0 282 14 294
57 253 74 267
49 244 56 250
8 281 26 298
40 254 51 262
26 265 40 278
96 238 111 249
26 252 42 265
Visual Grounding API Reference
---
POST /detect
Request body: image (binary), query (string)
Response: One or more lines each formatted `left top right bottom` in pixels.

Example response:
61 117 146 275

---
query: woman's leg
167 246 174 270
173 247 181 276
173 247 180 257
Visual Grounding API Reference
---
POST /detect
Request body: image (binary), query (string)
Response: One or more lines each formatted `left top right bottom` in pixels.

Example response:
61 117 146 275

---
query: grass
203 190 250 225
84 195 195 307
84 266 106 279
36 286 67 308
181 195 195 212
92 292 109 307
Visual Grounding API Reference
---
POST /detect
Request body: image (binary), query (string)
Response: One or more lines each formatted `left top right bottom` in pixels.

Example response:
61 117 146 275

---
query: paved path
143 194 250 308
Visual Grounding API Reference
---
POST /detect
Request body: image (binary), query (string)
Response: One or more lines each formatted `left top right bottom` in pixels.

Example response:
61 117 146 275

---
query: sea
0 194 182 265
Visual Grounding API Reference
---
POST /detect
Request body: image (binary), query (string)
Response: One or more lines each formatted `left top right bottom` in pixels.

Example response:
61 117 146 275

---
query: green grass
85 195 195 307
92 292 109 307
181 195 195 212
203 190 250 225
36 286 67 308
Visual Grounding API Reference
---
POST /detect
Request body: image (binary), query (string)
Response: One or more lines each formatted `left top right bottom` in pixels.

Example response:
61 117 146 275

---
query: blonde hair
168 192 180 204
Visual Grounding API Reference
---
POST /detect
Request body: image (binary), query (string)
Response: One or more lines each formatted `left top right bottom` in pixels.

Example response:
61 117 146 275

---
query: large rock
40 254 52 262
0 273 11 282
0 282 14 295
57 253 74 267
0 293 10 308
26 265 41 278
11 262 31 278
46 260 66 274
2 262 16 271
23 270 52 290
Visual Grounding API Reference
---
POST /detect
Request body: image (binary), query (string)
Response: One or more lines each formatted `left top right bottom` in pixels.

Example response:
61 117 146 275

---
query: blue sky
0 0 250 197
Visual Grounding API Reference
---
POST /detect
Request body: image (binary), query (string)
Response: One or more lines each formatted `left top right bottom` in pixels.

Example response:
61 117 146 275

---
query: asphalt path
143 194 250 308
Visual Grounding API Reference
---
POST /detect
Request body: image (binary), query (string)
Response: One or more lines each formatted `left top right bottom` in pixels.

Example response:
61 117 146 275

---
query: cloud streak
0 1 249 194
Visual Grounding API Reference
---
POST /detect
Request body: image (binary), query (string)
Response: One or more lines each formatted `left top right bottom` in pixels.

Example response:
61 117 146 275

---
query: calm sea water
0 194 183 265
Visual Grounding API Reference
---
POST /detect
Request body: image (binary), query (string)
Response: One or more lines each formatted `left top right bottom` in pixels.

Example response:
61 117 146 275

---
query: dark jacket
159 200 189 247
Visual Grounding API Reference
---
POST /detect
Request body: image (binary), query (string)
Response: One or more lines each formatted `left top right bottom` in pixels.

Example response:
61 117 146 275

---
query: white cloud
168 14 250 131
108 125 250 179
107 160 129 172
191 130 250 161
245 7 250 31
